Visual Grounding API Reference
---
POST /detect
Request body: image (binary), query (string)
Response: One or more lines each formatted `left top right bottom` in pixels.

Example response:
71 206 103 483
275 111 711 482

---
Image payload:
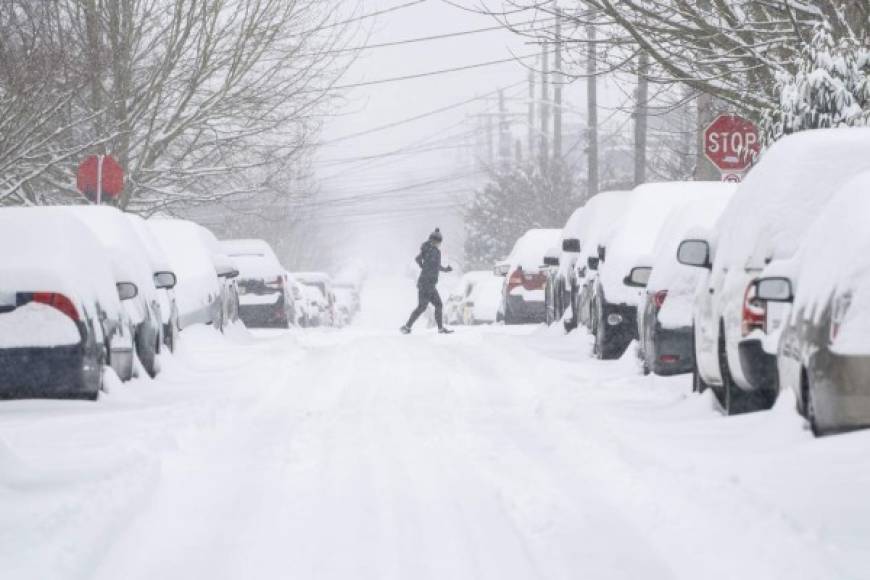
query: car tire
717 323 764 415
802 369 823 437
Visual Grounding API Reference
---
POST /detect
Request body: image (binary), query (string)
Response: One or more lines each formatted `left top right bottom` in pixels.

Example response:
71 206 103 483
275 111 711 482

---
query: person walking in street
401 228 454 334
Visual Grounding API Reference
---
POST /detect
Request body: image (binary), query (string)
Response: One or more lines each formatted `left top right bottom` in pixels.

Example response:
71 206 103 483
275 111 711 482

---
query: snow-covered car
64 206 166 378
754 170 870 435
499 229 562 325
637 188 735 377
299 283 327 327
333 284 360 326
466 274 504 325
295 272 335 326
124 214 180 352
678 129 870 415
221 239 293 329
565 190 633 332
593 183 715 360
447 271 491 325
147 219 239 332
0 208 134 399
545 206 585 326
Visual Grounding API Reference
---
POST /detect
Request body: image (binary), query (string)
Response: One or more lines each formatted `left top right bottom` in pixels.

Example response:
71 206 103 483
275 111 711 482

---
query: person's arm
415 251 424 268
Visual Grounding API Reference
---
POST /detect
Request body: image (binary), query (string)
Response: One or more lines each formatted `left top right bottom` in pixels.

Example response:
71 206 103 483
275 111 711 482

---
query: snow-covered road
2 278 869 580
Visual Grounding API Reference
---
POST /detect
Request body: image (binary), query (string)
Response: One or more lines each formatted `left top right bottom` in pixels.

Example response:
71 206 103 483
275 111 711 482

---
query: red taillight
654 290 668 310
742 283 765 337
265 276 284 289
508 269 524 290
659 354 680 364
32 292 79 321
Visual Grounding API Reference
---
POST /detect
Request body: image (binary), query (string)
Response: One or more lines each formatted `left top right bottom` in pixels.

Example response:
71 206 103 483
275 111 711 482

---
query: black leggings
406 286 443 329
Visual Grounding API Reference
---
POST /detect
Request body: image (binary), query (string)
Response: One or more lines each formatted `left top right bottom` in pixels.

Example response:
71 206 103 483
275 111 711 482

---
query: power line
310 53 537 94
320 0 428 30
320 81 525 146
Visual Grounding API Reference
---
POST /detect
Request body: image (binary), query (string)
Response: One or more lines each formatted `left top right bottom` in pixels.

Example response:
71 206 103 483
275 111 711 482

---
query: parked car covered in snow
295 272 336 326
636 188 735 376
545 206 585 326
678 129 870 415
124 214 180 352
0 208 134 399
498 229 562 325
466 274 504 325
593 183 712 360
64 206 166 378
148 219 239 332
447 271 491 325
221 239 293 328
755 170 870 435
566 190 633 332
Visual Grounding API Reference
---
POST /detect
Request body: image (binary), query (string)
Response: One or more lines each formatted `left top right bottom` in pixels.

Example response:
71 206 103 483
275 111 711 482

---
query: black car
0 209 134 400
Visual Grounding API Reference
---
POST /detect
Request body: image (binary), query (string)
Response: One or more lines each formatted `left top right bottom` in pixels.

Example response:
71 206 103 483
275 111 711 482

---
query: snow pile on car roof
649 187 737 328
787 170 870 354
507 229 562 271
0 207 122 321
221 239 284 280
715 128 870 273
601 182 724 306
574 190 633 272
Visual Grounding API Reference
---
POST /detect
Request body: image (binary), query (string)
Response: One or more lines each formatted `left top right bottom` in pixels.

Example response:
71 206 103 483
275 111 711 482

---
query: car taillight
742 283 765 337
830 293 852 343
31 292 80 321
654 290 668 310
508 269 524 289
265 276 284 289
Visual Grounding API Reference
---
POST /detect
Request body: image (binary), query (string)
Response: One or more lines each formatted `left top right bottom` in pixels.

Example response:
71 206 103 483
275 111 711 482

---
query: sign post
77 154 124 204
703 114 761 183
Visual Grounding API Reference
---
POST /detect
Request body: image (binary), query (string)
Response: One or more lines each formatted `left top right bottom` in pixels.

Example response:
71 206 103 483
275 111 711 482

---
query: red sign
77 155 124 202
704 115 760 173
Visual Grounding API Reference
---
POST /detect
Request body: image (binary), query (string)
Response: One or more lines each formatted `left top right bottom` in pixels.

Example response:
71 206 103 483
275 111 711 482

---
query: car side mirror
755 277 794 303
154 271 177 289
562 238 581 253
677 239 711 269
587 256 600 271
117 282 139 301
494 263 509 277
624 266 652 288
543 256 559 267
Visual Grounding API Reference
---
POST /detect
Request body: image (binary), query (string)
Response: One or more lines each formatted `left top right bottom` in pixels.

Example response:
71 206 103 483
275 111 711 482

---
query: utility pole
587 23 599 197
486 113 494 167
498 89 511 170
515 139 523 163
540 44 550 176
528 67 535 163
634 50 649 186
553 8 563 176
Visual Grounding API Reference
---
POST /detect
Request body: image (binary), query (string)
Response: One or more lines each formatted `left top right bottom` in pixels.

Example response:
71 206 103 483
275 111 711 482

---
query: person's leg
405 287 429 328
430 289 444 329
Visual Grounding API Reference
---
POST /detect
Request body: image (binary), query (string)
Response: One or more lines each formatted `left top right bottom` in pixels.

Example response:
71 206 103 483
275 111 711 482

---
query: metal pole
96 154 104 205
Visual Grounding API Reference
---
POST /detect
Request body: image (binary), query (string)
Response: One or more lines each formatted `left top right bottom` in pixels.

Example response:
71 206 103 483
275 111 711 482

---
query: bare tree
0 0 360 212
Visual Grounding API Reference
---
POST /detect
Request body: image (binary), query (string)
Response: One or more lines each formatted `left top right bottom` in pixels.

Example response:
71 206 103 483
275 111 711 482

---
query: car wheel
717 323 760 415
802 369 823 437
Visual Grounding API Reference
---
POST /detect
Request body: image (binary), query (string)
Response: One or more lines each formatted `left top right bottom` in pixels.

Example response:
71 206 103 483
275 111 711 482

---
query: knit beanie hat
429 228 443 242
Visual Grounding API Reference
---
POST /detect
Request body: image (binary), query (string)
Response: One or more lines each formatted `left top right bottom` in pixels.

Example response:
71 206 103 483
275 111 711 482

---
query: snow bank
601 183 725 306
648 188 736 328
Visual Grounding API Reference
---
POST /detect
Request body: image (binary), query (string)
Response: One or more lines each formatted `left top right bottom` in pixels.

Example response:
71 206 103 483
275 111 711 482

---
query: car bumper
239 302 288 328
737 338 779 392
0 345 98 399
505 295 546 323
651 324 694 376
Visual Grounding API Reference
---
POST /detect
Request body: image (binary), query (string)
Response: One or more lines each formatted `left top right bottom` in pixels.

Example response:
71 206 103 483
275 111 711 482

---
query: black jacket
416 241 449 288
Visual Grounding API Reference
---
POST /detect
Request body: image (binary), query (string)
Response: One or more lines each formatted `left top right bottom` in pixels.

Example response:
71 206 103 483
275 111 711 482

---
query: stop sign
77 155 124 202
704 115 760 173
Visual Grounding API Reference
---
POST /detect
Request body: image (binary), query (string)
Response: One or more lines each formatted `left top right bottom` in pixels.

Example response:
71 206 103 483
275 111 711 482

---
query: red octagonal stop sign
704 115 760 173
77 154 124 201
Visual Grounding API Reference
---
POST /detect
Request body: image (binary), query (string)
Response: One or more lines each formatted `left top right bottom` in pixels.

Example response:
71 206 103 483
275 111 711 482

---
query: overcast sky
312 0 589 274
